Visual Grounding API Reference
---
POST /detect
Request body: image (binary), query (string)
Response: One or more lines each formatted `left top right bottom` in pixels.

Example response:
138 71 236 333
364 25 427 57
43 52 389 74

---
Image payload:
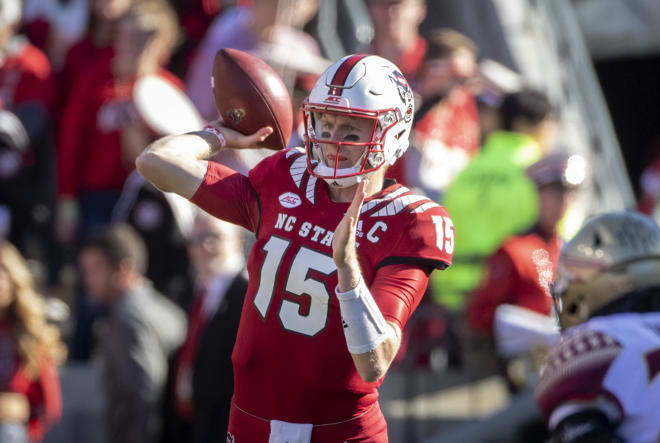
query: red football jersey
0 36 53 110
191 148 453 426
57 60 183 198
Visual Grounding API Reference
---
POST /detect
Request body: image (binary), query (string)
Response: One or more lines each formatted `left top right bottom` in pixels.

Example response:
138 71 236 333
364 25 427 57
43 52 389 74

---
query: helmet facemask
552 264 634 330
303 106 399 188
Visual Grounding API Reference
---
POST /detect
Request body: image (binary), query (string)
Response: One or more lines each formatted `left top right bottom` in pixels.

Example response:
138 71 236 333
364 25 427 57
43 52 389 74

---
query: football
212 48 294 150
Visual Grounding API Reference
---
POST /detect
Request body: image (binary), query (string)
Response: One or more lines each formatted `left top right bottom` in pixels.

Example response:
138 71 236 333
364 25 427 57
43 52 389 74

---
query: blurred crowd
0 0 636 442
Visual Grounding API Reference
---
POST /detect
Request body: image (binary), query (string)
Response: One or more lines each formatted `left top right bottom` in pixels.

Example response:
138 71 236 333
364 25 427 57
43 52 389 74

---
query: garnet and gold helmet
553 211 660 329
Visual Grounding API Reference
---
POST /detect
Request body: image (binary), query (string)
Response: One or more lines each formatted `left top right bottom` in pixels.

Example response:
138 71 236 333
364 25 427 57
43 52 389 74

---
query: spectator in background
56 0 180 247
466 153 586 336
471 59 522 139
0 2 58 286
57 0 181 360
56 0 137 116
0 241 65 443
365 0 427 83
0 1 54 112
172 211 247 443
433 88 556 311
169 0 252 79
20 0 89 70
78 224 186 443
387 28 480 198
112 171 195 310
185 0 320 122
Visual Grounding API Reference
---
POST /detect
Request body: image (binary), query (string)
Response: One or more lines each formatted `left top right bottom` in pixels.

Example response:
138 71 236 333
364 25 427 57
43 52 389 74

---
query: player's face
315 113 374 169
93 0 132 20
113 14 156 77
79 248 116 304
368 0 425 43
188 221 225 267
537 183 572 234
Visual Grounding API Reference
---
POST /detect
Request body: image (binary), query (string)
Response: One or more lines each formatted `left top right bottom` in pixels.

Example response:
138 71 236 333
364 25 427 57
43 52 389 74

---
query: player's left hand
332 180 367 276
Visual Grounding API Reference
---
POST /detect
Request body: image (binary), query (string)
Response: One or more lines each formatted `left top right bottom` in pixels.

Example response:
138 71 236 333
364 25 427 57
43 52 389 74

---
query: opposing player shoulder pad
360 185 454 271
535 327 622 420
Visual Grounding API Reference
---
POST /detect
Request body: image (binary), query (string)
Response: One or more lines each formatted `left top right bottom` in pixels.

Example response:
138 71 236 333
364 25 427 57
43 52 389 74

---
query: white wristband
203 125 227 148
335 279 394 354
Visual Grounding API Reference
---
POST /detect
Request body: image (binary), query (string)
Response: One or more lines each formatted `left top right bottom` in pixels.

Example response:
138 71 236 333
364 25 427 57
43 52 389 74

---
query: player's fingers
243 126 273 147
208 117 224 127
348 180 367 218
257 126 273 139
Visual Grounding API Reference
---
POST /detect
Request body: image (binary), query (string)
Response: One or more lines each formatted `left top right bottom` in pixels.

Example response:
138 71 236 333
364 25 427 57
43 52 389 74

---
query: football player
536 211 660 442
136 54 454 442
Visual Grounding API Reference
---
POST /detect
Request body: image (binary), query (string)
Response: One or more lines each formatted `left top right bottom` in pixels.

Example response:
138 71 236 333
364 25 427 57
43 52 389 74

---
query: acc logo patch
279 192 302 208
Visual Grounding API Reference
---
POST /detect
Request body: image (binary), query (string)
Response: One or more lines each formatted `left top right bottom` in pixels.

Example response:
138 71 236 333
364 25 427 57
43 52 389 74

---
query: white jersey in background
536 312 660 443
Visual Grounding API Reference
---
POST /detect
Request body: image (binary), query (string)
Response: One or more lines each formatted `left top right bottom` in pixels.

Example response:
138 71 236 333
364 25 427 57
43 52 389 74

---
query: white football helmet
302 54 415 188
552 211 660 329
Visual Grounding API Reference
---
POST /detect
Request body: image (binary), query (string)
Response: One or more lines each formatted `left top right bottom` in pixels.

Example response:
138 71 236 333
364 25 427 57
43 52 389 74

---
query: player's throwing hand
206 120 273 150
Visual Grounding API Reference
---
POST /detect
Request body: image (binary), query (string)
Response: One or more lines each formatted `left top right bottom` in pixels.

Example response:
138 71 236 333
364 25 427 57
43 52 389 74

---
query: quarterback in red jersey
137 54 454 442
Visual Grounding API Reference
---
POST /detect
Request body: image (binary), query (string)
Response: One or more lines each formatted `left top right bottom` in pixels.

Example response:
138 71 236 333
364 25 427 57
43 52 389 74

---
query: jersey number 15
254 236 335 337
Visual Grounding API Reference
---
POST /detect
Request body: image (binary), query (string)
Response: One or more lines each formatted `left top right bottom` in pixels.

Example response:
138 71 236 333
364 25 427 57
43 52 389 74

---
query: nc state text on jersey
274 213 388 247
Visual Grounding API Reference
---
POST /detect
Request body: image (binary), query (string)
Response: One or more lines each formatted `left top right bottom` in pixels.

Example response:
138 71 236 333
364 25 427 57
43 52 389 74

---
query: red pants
226 400 388 442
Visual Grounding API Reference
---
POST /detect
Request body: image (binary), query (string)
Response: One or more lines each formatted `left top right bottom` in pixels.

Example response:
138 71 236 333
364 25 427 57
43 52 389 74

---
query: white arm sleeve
335 279 395 354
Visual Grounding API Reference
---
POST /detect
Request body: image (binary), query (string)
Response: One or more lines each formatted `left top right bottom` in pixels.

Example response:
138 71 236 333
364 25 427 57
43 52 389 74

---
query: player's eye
343 134 360 142
321 131 332 139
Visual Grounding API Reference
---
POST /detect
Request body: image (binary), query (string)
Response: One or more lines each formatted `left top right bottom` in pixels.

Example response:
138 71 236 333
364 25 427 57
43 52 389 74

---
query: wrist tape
202 125 227 148
335 279 394 354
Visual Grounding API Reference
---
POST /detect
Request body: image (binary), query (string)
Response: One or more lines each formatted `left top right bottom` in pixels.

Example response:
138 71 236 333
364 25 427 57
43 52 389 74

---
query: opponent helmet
302 54 415 188
553 211 660 329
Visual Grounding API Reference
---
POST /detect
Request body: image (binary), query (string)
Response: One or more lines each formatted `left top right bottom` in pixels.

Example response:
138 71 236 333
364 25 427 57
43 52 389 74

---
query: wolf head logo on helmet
302 54 415 188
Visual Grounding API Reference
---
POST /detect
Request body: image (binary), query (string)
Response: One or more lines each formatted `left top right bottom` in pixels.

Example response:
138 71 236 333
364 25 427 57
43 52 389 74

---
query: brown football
212 48 294 150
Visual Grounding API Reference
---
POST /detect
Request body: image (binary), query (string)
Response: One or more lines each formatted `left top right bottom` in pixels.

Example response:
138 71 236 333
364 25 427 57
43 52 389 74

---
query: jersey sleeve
378 205 454 271
190 161 260 232
535 327 623 424
371 264 430 331
13 45 54 110
27 358 62 441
